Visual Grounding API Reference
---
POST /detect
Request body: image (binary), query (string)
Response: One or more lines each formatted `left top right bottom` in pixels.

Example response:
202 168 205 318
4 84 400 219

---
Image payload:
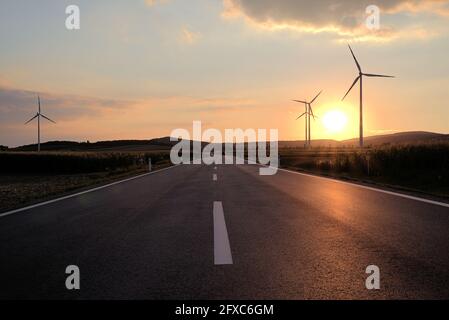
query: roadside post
148 158 152 172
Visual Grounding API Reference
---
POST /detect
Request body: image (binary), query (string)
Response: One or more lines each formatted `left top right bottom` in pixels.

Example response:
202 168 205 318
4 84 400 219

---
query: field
0 151 171 213
1 140 448 213
279 142 449 199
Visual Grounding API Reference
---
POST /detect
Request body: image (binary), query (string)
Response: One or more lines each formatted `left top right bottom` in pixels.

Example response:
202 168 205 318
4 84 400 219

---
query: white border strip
250 162 449 208
276 167 449 208
0 165 180 218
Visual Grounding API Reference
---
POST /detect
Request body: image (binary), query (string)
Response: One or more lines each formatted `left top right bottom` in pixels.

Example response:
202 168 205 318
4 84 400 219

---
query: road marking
213 201 233 265
0 165 180 218
258 165 449 208
277 168 449 208
213 173 217 181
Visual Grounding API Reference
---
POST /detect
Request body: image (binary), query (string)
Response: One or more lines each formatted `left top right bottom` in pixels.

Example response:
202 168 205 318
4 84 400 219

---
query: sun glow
322 110 348 133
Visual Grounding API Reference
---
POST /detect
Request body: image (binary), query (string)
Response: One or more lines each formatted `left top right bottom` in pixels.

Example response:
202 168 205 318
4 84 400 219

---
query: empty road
1 163 449 299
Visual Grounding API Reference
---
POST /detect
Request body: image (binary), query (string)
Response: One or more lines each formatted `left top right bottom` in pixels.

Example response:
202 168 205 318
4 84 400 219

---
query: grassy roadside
0 152 172 213
2 143 448 213
280 164 449 203
278 143 449 201
0 162 173 214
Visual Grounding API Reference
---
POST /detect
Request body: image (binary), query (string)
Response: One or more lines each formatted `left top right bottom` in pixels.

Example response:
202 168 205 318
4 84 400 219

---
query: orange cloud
222 0 449 41
144 0 170 7
179 26 202 44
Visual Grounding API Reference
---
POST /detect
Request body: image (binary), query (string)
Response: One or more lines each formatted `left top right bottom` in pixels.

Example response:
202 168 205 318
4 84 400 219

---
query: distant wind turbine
24 95 56 152
342 45 394 148
293 90 322 148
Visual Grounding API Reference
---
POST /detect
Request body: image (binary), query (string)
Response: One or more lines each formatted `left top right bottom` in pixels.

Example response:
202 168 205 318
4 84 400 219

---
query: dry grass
279 142 449 199
0 151 171 213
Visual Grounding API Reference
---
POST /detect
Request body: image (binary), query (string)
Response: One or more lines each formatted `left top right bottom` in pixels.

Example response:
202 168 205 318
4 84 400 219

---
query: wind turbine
293 90 322 147
25 95 56 152
342 45 394 148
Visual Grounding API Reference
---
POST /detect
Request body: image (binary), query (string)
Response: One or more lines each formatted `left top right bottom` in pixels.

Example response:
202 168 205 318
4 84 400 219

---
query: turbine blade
348 44 361 72
296 112 307 120
342 76 360 101
40 114 56 123
25 113 38 124
310 90 322 104
309 104 316 120
292 100 307 104
363 73 395 78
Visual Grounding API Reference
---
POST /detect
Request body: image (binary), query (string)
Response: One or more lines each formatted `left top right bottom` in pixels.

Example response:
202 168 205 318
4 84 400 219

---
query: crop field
0 151 171 212
1 142 448 213
279 142 449 199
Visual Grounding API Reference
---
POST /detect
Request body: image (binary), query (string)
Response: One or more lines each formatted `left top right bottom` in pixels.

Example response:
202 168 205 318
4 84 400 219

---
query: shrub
0 152 170 174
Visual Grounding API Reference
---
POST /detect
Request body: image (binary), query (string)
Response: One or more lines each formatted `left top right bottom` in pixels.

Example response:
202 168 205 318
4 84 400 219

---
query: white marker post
148 158 152 172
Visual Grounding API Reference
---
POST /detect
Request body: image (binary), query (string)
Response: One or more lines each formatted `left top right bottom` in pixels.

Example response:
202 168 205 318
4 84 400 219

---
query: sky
0 0 448 146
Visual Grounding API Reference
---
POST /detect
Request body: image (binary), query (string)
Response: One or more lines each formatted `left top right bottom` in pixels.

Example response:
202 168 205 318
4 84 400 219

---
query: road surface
1 163 449 299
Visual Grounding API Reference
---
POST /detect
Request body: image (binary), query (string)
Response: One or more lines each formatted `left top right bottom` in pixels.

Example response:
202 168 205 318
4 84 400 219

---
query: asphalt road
1 163 449 299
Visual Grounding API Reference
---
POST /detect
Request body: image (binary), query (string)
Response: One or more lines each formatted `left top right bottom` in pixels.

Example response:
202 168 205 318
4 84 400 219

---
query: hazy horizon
3 130 447 149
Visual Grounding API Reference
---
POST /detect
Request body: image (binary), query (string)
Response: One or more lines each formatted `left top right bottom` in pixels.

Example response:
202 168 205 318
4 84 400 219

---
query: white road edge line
0 165 180 218
252 163 449 208
213 173 217 181
213 201 233 265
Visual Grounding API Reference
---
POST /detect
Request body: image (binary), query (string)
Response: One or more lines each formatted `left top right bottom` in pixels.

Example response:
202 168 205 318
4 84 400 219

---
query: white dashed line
213 201 233 265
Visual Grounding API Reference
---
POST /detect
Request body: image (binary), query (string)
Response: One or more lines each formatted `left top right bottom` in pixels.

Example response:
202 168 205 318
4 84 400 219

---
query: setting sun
322 110 348 133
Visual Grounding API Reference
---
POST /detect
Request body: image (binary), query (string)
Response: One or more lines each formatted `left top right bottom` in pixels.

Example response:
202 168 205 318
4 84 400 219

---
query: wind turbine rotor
40 114 56 123
310 90 322 104
308 104 316 120
342 76 361 101
292 99 308 104
296 112 308 120
348 44 361 73
25 113 39 125
363 73 395 78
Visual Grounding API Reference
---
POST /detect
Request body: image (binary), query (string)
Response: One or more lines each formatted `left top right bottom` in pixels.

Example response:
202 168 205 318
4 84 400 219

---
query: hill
10 137 175 152
341 131 448 146
4 131 448 152
279 131 448 148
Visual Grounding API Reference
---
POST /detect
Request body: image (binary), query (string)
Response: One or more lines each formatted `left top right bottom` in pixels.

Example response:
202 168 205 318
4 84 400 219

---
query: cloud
222 0 449 41
0 86 134 124
0 85 263 146
164 97 257 113
179 26 202 44
0 77 12 88
144 0 170 7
